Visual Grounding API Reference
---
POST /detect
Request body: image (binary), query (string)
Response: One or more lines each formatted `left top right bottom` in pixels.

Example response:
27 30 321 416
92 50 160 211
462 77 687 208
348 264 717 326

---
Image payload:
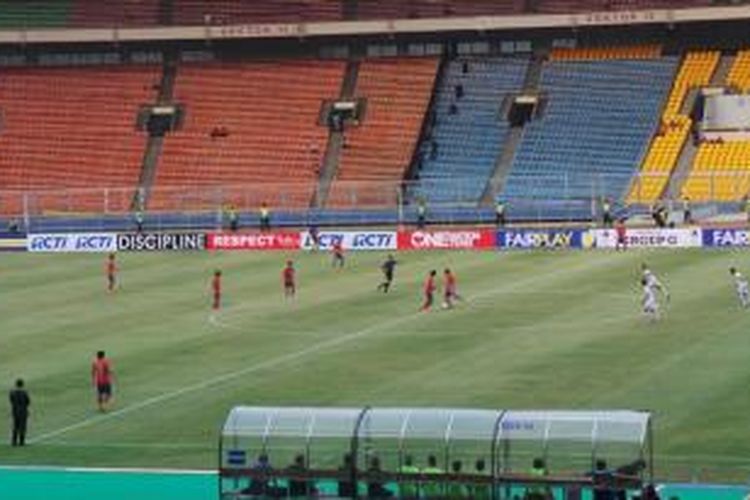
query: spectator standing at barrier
91 351 114 412
133 209 144 233
9 378 30 447
398 454 420 499
601 198 613 228
496 199 507 227
7 218 20 234
226 205 239 232
259 202 271 232
682 196 693 225
417 199 427 229
743 194 750 225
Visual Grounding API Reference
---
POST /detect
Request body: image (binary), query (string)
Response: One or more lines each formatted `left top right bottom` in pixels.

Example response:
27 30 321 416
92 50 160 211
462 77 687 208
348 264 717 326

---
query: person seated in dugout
366 456 394 498
286 453 313 497
524 457 552 500
588 459 626 500
337 453 355 498
468 458 491 499
398 454 420 499
446 460 468 498
421 454 444 498
242 453 281 497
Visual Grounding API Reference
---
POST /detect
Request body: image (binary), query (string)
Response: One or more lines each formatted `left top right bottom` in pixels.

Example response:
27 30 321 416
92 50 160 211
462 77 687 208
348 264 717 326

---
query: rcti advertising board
27 233 116 253
300 231 397 251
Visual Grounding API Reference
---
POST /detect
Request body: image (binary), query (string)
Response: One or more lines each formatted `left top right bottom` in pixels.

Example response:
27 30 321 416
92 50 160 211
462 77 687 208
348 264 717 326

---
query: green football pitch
1 249 750 483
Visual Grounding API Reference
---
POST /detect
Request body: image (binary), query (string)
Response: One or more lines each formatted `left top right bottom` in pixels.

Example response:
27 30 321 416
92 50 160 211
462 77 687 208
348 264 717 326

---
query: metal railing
1 172 749 231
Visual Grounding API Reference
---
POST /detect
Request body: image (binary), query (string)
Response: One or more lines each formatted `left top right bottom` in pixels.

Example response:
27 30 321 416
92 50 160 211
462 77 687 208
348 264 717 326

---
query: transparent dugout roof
223 407 649 447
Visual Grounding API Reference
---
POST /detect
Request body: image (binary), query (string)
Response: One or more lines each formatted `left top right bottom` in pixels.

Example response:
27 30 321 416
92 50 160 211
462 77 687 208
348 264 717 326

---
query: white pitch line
31 309 423 444
31 253 619 444
41 440 211 451
0 465 214 475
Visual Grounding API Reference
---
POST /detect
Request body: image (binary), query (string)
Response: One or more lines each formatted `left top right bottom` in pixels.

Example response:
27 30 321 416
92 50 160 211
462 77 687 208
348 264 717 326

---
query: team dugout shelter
219 407 652 499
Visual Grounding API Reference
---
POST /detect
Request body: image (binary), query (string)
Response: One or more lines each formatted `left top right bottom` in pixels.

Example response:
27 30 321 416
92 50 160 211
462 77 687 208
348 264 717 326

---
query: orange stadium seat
549 45 662 61
152 60 345 211
71 0 160 27
171 0 342 24
328 58 438 207
0 65 160 214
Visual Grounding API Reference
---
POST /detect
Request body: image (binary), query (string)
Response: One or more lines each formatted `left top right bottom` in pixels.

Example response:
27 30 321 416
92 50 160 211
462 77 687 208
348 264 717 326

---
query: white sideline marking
31 310 423 444
0 465 214 475
43 441 210 450
31 254 619 444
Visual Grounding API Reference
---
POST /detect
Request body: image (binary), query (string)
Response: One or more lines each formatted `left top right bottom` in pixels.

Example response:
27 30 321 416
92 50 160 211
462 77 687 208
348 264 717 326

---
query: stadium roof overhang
0 5 749 46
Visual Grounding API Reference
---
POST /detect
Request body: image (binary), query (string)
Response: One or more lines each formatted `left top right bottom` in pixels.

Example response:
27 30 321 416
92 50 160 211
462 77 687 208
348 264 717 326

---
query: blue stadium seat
410 57 529 204
501 59 677 219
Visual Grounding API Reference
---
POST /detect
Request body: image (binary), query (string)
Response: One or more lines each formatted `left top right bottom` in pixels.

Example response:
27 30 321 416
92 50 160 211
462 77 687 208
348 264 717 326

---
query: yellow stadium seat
628 51 720 204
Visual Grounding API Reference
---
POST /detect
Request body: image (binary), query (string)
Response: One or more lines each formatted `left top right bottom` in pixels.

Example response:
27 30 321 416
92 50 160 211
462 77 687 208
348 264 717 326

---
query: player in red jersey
283 260 296 298
442 268 462 308
615 218 627 251
331 240 345 268
421 270 437 311
91 350 114 412
211 270 222 310
105 253 117 292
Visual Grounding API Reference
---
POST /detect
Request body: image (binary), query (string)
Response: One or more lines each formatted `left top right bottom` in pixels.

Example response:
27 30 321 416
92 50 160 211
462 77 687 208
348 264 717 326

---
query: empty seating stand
679 50 750 202
410 57 529 204
501 55 676 219
628 50 719 203
172 0 342 25
0 0 72 28
535 0 712 13
153 60 345 211
355 0 523 19
0 64 160 214
328 58 438 207
70 0 160 27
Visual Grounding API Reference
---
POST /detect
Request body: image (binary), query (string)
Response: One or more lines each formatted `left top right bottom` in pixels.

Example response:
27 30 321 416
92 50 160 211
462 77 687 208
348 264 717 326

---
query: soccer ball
441 302 450 309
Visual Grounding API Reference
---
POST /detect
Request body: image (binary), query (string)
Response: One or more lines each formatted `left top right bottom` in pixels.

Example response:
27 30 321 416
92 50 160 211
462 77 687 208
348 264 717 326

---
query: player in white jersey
641 263 669 299
641 277 660 321
730 267 749 308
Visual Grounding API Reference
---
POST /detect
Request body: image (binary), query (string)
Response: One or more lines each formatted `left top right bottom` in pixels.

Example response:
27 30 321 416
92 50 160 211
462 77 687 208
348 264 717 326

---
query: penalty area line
31 309 423 444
